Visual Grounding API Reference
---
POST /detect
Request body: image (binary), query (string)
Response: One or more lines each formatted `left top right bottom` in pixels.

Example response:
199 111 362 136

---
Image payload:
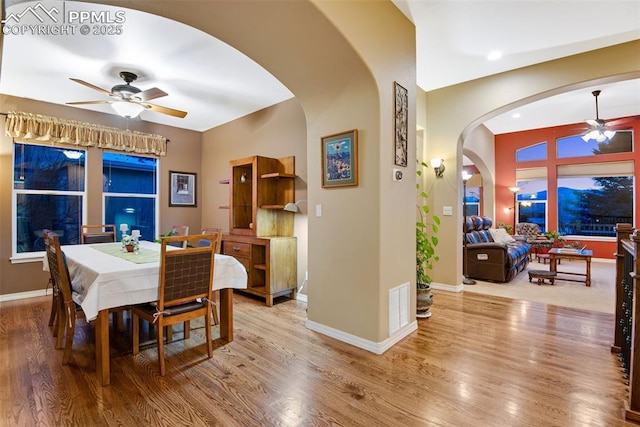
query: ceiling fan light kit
111 101 144 118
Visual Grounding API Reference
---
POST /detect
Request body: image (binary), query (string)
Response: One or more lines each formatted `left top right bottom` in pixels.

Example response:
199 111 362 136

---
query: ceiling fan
581 89 623 142
66 71 187 119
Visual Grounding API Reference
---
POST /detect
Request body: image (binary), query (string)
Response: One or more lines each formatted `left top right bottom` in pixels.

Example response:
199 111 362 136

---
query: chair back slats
81 224 116 244
158 234 216 309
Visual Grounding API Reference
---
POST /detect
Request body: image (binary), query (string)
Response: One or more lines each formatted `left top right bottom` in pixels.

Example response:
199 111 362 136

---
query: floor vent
389 282 410 335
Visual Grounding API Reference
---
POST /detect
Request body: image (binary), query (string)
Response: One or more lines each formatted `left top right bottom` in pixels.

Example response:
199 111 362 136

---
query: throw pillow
489 227 516 243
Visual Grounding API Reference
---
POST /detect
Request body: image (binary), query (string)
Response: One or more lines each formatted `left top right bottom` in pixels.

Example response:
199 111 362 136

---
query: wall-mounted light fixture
283 199 308 213
430 158 445 178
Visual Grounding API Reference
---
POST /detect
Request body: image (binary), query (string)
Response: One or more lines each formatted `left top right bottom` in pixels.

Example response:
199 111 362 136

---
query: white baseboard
0 288 49 302
430 282 464 293
304 318 417 355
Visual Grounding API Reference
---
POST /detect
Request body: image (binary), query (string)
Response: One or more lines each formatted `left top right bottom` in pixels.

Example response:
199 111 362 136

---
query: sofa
464 216 530 283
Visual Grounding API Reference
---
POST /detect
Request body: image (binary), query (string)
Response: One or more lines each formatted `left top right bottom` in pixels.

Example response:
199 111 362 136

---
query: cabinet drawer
223 241 251 258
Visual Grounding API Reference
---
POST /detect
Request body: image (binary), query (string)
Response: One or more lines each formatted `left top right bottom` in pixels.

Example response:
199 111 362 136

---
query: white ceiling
1 1 639 134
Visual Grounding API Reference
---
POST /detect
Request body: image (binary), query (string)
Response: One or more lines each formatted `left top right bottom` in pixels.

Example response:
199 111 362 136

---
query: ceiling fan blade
140 102 187 118
66 100 114 105
605 115 640 127
69 78 112 97
585 119 599 127
132 87 168 102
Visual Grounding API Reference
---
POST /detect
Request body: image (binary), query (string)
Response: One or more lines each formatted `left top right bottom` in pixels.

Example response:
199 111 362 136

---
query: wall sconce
283 199 308 213
430 158 445 178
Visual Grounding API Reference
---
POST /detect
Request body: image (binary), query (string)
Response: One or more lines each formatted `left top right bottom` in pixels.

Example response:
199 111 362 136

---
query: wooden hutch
221 156 297 306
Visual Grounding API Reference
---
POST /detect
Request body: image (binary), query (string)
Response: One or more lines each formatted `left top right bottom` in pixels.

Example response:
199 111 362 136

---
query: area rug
463 259 615 314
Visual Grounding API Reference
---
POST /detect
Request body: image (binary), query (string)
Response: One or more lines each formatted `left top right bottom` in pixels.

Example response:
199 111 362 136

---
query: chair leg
55 297 66 349
184 321 190 340
211 291 219 325
205 311 213 359
62 305 75 365
132 312 140 355
166 325 173 343
48 282 57 327
157 321 166 376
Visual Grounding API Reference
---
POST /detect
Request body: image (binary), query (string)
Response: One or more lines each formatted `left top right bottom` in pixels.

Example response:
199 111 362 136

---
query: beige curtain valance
5 111 167 156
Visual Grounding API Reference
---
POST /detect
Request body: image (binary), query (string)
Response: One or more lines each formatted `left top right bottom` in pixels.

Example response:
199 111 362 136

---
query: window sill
10 252 45 264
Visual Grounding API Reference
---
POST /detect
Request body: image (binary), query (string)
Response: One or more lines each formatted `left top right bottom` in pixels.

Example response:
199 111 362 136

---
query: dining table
43 240 247 386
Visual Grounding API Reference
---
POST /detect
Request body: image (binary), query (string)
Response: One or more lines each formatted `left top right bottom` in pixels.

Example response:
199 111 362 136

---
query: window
516 180 548 232
12 143 85 257
516 142 547 162
557 161 633 237
557 131 632 159
103 152 158 242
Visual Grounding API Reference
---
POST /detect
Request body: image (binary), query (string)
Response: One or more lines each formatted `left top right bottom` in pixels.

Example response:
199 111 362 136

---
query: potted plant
416 160 440 318
543 230 565 247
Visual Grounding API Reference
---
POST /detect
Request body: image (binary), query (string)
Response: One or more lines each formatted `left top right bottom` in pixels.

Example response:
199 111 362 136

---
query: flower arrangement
121 234 140 253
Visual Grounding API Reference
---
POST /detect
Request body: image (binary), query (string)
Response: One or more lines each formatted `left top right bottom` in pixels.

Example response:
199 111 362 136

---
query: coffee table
548 248 593 287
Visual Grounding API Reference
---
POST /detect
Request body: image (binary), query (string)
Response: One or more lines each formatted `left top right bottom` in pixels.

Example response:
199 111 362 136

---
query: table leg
95 309 110 386
219 288 233 342
550 256 557 274
586 257 591 287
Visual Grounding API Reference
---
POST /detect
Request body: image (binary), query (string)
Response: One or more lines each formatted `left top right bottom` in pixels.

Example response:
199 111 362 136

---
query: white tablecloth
43 241 247 321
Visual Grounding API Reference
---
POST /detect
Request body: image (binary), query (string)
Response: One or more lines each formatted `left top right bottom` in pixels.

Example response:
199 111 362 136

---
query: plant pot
125 244 134 252
416 286 433 318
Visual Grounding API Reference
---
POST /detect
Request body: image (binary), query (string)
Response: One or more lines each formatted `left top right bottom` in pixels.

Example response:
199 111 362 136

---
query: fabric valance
4 111 167 156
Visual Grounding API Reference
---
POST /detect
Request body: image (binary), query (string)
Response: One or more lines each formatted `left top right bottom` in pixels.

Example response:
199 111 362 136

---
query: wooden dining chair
81 224 116 244
132 233 217 376
45 231 86 363
200 227 223 325
200 227 222 253
169 225 190 248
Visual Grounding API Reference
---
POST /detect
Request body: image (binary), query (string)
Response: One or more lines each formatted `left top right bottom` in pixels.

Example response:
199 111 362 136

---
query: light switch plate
443 206 453 216
315 204 323 217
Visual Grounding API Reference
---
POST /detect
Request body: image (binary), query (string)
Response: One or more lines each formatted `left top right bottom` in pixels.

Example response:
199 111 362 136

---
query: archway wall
463 124 496 221
94 1 416 343
423 40 640 288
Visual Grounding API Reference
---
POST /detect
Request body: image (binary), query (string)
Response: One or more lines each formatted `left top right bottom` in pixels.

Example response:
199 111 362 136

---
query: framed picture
321 129 358 188
169 171 197 207
394 81 408 167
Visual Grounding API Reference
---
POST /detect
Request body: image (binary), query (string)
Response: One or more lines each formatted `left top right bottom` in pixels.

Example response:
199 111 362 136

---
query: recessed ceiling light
512 112 521 119
487 50 502 61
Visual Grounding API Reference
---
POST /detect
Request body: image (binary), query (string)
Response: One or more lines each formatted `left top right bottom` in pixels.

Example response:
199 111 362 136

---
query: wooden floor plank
0 289 636 426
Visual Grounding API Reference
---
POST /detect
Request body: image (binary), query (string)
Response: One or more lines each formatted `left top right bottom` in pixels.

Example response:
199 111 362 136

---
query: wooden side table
548 248 593 287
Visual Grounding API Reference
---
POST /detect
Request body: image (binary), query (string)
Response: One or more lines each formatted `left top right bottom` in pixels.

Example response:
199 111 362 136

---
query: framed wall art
321 129 358 188
169 171 197 207
394 81 408 167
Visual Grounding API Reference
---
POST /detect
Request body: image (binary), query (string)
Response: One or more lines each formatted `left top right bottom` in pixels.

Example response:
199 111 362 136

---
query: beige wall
201 98 308 291
0 95 202 295
425 40 640 289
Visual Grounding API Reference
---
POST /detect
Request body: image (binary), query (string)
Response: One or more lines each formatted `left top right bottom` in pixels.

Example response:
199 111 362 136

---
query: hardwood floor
0 290 635 426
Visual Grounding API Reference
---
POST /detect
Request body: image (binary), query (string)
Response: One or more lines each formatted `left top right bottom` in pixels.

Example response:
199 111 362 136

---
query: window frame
102 151 160 242
11 142 87 263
